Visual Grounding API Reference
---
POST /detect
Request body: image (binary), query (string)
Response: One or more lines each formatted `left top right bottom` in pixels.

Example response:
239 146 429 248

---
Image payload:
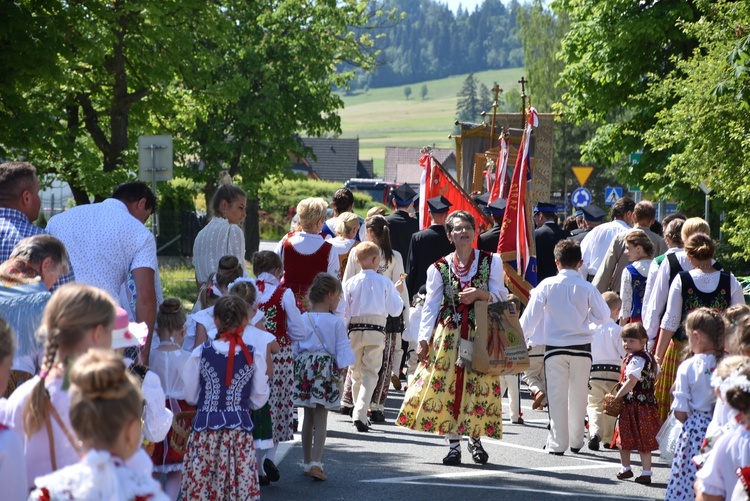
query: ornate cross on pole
489 83 503 147
518 76 528 127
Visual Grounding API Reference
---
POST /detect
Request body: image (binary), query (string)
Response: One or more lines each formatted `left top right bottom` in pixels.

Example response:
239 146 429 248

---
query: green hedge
257 178 386 241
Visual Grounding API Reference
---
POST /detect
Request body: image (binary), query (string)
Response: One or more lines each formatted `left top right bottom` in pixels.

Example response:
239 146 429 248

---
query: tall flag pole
418 147 433 230
497 108 539 304
488 132 509 203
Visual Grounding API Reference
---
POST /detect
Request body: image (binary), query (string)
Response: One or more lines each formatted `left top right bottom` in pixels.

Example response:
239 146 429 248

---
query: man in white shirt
47 182 159 359
592 201 667 293
579 197 635 280
521 240 610 455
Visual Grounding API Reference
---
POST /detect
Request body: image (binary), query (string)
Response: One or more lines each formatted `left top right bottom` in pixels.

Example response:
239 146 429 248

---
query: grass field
339 68 525 177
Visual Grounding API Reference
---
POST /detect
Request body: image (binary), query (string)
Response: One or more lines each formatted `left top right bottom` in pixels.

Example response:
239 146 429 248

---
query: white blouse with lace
192 217 247 286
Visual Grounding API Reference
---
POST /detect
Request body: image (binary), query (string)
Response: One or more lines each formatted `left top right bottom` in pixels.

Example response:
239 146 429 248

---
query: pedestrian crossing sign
605 186 622 205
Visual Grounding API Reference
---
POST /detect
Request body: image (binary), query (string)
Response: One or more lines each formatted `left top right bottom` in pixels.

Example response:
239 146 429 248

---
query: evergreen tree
404 86 412 100
456 73 480 122
479 83 492 113
420 84 428 100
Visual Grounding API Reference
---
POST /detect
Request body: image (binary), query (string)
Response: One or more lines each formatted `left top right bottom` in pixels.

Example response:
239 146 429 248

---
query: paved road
263 383 667 500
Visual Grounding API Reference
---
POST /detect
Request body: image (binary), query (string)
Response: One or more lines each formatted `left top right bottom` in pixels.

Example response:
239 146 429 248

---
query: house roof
294 137 361 183
384 146 455 183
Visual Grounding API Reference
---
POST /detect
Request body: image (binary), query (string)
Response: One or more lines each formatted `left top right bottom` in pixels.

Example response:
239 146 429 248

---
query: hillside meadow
338 67 525 176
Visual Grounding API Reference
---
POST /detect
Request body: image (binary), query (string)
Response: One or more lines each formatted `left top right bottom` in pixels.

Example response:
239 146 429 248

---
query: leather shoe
354 420 369 432
616 470 634 480
264 458 280 482
468 440 489 464
532 391 546 410
391 374 402 390
370 410 386 423
634 475 652 485
340 406 353 417
442 448 462 465
570 447 581 454
511 417 525 424
308 465 327 481
588 435 600 451
549 451 564 456
258 475 270 486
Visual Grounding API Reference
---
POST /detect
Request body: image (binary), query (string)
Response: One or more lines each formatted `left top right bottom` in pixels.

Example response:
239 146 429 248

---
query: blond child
29 349 168 500
0 318 27 501
614 323 661 485
587 291 626 450
666 308 726 499
620 230 654 324
1 284 117 490
341 241 404 431
148 298 192 499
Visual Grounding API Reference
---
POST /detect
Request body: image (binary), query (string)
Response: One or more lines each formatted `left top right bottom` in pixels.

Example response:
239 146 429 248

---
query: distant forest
351 0 524 90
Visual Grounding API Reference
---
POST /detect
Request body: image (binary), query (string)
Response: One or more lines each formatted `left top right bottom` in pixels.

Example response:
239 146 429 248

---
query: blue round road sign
572 187 592 207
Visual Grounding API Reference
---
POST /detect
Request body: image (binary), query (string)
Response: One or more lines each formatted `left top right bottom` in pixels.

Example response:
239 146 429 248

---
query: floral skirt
341 330 398 410
150 398 195 472
396 324 504 439
293 352 342 410
269 345 295 444
181 428 259 501
615 401 660 452
655 339 686 423
666 411 712 500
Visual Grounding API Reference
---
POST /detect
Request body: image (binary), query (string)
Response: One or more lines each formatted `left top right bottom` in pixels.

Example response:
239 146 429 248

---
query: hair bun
219 171 232 186
68 349 130 400
159 298 183 315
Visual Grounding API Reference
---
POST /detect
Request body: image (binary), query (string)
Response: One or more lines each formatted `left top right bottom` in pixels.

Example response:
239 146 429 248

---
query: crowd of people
0 159 748 500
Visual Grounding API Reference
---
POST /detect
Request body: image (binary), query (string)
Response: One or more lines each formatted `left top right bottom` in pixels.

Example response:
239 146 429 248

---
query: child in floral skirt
614 322 661 485
293 273 354 481
181 295 269 500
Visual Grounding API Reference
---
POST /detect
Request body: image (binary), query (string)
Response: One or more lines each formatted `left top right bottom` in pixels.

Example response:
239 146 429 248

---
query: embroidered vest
281 234 332 298
192 341 256 432
435 251 492 330
623 351 657 405
676 271 732 342
259 286 289 347
625 264 647 319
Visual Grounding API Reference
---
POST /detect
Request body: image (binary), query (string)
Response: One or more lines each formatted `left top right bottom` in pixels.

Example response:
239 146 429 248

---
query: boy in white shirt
520 239 610 455
587 291 626 451
342 242 404 432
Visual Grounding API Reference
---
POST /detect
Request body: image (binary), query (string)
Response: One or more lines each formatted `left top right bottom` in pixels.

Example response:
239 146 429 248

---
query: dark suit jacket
405 224 454 298
535 222 569 283
477 224 501 253
385 210 419 262
569 228 591 244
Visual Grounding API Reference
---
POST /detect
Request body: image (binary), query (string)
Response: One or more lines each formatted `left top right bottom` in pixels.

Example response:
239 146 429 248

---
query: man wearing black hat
386 183 419 261
569 205 606 244
533 202 569 283
405 195 455 297
477 198 506 253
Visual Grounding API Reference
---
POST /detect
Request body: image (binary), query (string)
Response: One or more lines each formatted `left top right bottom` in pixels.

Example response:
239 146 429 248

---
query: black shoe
370 410 386 423
570 447 581 454
442 448 462 465
399 371 407 381
354 420 369 432
259 475 270 486
616 469 634 480
468 440 489 464
588 435 600 451
549 451 564 456
340 406 353 417
264 459 280 482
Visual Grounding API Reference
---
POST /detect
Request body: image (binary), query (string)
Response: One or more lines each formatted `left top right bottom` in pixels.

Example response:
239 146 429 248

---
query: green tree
479 83 492 114
404 86 412 100
456 73 481 122
420 84 428 100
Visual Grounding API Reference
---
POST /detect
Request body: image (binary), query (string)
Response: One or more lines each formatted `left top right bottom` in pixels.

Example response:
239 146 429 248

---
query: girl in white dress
0 318 27 501
148 298 192 500
1 284 117 491
293 273 354 481
29 349 167 500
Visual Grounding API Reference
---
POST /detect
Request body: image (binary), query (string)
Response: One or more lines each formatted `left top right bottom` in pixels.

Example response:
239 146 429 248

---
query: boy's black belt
348 323 386 333
590 364 620 373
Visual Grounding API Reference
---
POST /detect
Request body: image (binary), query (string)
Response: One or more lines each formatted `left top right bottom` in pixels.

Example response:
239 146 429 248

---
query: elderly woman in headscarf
0 234 69 396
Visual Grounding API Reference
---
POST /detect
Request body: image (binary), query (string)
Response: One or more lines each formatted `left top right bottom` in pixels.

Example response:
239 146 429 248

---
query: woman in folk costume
396 210 508 466
251 251 306 482
654 233 744 422
275 197 339 311
0 235 69 396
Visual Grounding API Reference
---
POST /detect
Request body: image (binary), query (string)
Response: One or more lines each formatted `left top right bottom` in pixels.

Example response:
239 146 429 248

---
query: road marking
275 434 300 465
362 463 618 483
369 479 654 500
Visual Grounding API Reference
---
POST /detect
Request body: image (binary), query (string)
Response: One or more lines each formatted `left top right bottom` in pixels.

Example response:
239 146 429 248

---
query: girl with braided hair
29 349 168 500
0 283 117 491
